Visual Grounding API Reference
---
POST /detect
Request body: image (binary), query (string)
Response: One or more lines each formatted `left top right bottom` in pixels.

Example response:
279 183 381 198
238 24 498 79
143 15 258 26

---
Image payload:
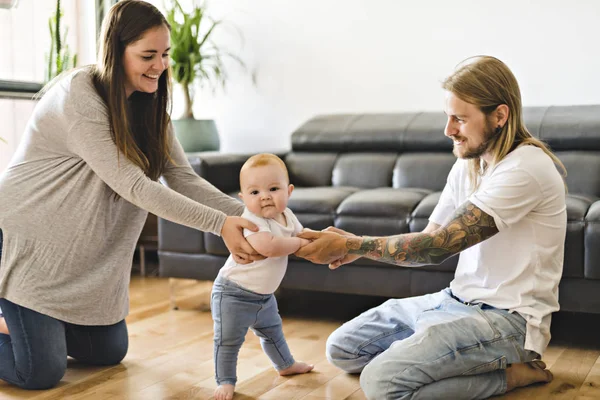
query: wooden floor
1 275 600 399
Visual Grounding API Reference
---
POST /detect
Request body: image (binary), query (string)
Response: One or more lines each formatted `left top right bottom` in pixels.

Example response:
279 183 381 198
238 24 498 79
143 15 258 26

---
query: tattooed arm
347 201 498 266
296 201 498 267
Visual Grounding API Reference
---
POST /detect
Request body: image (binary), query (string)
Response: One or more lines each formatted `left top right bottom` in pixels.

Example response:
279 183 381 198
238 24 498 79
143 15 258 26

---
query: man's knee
325 330 347 362
360 358 394 400
326 330 364 373
18 358 67 390
360 355 416 400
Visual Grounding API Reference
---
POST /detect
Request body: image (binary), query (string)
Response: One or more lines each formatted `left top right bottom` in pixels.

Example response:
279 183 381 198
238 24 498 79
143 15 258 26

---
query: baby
212 153 314 400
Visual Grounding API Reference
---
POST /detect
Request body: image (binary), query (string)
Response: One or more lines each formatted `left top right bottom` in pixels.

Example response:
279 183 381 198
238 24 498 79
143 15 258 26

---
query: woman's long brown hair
93 0 172 181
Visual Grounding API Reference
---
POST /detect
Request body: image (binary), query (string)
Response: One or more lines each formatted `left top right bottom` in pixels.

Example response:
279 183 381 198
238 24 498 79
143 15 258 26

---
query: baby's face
239 165 293 219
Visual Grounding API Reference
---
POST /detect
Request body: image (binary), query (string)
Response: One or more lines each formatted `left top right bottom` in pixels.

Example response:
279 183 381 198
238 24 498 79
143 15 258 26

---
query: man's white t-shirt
219 207 303 294
429 145 567 356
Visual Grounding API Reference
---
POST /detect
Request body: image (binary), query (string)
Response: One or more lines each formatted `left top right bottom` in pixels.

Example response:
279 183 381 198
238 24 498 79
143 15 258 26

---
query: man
296 56 567 399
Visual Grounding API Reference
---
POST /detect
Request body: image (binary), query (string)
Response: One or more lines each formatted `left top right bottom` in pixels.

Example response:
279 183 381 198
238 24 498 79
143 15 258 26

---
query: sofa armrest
585 199 600 279
158 152 250 255
158 218 205 253
185 152 252 194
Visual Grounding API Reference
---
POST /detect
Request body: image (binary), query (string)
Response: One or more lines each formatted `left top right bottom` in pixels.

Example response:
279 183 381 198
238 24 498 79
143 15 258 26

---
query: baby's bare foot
279 361 314 376
506 360 553 391
0 317 9 335
214 383 235 400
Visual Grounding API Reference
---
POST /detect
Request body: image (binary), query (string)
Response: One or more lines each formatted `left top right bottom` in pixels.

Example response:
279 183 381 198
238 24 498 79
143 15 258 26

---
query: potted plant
45 0 77 82
165 0 246 152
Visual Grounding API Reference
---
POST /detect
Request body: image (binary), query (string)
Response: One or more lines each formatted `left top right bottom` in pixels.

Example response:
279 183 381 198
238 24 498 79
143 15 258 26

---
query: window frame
0 0 116 99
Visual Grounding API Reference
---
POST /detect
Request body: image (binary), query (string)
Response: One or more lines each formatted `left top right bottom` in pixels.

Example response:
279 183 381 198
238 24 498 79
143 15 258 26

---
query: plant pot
172 118 220 153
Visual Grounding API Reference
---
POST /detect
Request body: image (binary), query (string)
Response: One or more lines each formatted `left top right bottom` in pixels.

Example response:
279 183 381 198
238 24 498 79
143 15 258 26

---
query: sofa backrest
286 105 600 196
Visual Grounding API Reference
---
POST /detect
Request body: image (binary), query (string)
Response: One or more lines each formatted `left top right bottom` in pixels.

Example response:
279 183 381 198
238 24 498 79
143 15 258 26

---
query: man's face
444 91 496 160
239 165 293 219
122 24 170 98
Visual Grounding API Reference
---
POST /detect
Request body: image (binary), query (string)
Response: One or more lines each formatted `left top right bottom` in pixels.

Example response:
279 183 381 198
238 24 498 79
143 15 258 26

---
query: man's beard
453 121 498 160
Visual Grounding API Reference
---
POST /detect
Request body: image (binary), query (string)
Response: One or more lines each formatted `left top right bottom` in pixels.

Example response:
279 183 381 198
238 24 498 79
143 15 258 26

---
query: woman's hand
221 217 265 264
295 229 351 265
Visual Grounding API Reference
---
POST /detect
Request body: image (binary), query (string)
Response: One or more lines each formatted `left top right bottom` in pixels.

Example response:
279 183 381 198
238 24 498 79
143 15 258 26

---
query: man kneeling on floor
296 55 566 400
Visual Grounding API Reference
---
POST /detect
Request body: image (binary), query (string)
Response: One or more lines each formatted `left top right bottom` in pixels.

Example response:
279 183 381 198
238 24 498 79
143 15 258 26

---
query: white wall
166 0 600 154
3 0 600 170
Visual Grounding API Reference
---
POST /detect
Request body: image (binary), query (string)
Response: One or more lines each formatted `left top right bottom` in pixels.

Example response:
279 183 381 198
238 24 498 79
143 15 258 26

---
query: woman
0 0 259 390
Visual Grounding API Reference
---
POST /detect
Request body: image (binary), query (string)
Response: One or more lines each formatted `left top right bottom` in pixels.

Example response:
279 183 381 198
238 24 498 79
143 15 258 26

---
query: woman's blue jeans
211 276 294 386
0 229 128 390
326 288 538 400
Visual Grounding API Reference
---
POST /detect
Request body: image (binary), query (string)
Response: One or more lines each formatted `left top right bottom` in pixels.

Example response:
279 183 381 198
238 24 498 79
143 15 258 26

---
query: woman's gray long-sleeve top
0 68 243 324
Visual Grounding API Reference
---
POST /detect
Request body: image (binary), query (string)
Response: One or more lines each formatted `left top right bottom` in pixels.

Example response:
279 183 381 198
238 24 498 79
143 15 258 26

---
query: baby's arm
246 233 310 258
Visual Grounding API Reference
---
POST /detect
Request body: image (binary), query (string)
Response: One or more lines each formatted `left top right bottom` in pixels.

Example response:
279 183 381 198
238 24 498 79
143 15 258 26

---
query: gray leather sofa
158 105 600 314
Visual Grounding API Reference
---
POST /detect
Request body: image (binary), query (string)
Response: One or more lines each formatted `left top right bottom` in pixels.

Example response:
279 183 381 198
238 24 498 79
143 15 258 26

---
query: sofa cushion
295 214 337 231
204 232 229 256
288 187 358 214
401 112 452 151
337 188 431 217
332 153 398 188
564 195 594 278
410 192 442 232
538 105 600 151
585 199 600 279
393 153 455 192
556 151 600 197
285 152 337 187
334 188 430 237
291 113 417 152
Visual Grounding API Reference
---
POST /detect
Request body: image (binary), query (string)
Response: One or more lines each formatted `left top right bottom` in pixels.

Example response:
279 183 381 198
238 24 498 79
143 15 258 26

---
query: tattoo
346 201 499 266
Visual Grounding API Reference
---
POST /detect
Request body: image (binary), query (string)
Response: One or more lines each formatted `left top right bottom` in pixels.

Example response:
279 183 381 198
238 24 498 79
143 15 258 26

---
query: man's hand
295 229 351 265
221 216 266 264
321 227 361 269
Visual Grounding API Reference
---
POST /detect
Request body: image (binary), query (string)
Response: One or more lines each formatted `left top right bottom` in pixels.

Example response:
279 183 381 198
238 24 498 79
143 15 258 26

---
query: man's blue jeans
0 229 129 390
326 288 538 400
211 276 294 385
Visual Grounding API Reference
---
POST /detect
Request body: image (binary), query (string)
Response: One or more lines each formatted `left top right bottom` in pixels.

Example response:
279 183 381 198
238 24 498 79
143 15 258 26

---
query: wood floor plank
256 360 342 399
523 348 600 400
300 373 361 399
344 389 368 400
0 276 598 400
574 354 600 399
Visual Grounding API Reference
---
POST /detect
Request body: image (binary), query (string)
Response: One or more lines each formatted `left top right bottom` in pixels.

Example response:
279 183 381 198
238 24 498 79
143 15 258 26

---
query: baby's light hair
240 153 289 187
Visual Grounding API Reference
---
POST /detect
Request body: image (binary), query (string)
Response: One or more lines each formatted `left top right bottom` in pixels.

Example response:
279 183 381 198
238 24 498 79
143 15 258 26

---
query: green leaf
164 0 248 111
45 0 77 82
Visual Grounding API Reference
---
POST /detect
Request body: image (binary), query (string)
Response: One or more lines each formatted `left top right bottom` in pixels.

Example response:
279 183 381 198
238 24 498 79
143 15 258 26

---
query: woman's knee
75 335 128 366
96 337 128 365
104 340 128 365
18 358 67 390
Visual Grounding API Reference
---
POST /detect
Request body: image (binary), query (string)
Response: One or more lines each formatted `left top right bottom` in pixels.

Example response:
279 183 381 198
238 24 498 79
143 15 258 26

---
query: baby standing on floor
211 153 314 400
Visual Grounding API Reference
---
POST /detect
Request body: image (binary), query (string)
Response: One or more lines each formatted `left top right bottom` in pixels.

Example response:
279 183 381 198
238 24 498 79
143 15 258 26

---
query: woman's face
122 24 170 98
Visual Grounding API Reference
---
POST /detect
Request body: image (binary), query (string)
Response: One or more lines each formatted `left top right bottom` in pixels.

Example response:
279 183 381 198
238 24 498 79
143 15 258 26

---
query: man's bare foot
279 361 314 376
506 360 553 391
214 383 235 400
0 317 9 335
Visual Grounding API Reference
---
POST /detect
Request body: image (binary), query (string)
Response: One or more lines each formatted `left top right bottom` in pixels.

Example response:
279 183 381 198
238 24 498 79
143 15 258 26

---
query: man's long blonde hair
442 56 566 191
